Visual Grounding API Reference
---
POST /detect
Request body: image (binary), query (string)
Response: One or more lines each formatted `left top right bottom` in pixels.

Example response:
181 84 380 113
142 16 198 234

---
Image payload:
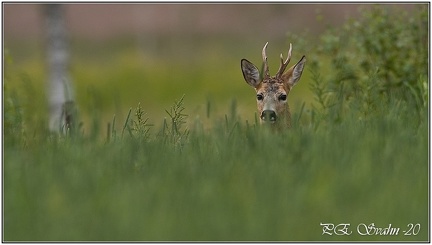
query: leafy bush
308 5 428 127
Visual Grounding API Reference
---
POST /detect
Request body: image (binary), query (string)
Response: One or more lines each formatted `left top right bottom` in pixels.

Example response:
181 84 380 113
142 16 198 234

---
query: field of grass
3 5 429 241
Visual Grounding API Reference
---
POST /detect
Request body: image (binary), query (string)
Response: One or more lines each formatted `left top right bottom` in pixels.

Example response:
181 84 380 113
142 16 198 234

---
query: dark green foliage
309 5 428 127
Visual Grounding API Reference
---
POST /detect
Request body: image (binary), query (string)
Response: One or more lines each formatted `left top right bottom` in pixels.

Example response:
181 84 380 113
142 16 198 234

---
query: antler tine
262 42 270 78
276 53 285 78
276 43 293 78
286 43 292 64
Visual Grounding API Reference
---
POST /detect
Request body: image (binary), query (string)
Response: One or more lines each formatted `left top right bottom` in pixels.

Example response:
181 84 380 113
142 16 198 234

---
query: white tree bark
44 4 75 133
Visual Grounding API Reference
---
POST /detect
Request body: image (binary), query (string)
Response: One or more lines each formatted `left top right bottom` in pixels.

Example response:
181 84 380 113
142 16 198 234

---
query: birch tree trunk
44 4 75 133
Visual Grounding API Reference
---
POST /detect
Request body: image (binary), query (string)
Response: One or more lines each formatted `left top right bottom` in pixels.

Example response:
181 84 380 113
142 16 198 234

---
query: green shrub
308 5 428 127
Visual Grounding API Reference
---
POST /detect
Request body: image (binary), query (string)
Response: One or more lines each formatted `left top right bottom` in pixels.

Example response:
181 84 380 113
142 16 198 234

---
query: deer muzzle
261 110 277 123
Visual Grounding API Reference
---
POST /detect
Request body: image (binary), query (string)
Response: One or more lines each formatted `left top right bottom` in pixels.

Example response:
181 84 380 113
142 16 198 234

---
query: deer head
241 42 306 128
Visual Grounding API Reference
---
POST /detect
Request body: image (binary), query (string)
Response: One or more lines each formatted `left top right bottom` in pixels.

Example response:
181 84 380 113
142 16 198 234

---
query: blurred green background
3 3 418 131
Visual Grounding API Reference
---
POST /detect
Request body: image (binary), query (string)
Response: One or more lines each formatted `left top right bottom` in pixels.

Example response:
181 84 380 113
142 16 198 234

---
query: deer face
241 42 306 126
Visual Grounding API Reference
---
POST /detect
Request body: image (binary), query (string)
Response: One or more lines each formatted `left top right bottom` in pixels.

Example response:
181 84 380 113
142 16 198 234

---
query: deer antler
276 43 292 78
262 42 270 79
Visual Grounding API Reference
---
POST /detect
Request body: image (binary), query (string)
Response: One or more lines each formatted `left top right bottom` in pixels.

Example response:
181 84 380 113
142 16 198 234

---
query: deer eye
256 94 264 101
279 94 287 101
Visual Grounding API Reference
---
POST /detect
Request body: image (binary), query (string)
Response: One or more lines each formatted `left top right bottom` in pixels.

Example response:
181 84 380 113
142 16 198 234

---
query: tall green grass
4 5 428 241
3 94 428 241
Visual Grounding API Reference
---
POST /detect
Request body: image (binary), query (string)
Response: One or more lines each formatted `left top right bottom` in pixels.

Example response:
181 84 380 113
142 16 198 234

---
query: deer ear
241 59 261 88
283 56 306 87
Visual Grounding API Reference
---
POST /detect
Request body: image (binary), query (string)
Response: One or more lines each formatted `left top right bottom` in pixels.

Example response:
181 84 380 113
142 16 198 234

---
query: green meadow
3 5 429 241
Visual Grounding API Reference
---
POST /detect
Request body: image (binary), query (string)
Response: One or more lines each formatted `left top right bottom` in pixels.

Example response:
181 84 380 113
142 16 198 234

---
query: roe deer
241 42 306 128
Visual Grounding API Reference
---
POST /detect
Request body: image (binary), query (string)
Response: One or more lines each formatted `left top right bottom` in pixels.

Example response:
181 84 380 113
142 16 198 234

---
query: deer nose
261 110 277 122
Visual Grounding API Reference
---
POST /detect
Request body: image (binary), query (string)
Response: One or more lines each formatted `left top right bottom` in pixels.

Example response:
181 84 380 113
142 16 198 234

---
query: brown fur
241 42 306 128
